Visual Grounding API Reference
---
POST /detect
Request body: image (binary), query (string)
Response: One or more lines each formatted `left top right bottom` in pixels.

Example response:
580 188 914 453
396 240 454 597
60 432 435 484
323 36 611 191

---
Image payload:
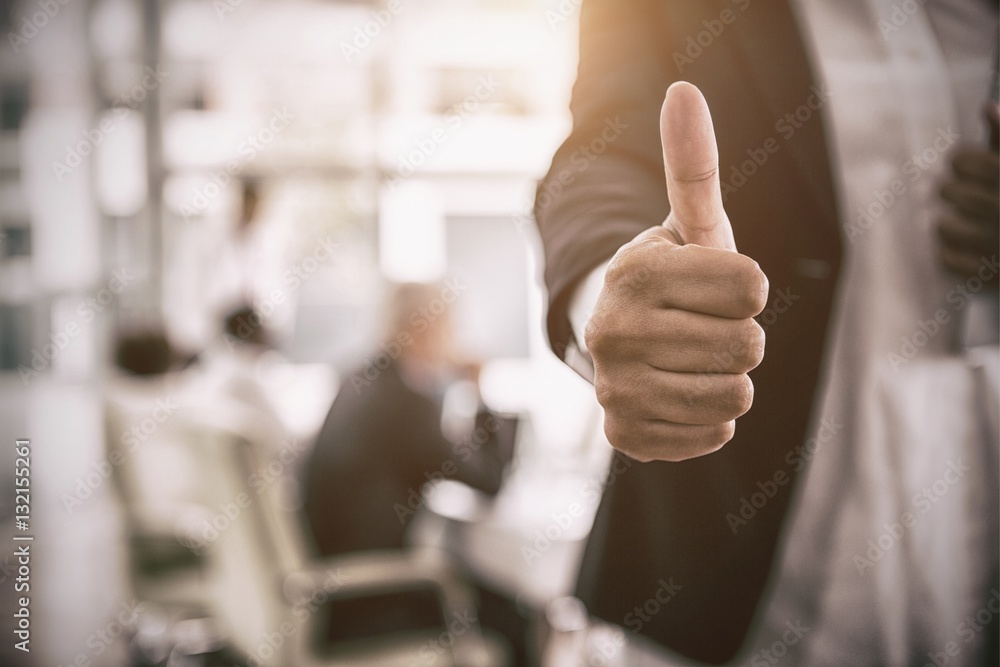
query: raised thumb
660 81 736 251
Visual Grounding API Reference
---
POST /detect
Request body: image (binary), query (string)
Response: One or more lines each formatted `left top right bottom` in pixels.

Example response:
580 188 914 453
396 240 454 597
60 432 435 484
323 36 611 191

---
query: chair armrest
282 550 507 666
125 504 213 548
282 548 472 607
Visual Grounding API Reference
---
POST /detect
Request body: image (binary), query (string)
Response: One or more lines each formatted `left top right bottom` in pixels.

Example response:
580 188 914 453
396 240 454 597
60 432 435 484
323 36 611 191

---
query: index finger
611 235 769 319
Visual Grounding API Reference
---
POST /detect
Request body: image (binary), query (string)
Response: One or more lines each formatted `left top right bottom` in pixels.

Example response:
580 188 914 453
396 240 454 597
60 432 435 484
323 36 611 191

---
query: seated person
104 328 202 575
302 282 514 640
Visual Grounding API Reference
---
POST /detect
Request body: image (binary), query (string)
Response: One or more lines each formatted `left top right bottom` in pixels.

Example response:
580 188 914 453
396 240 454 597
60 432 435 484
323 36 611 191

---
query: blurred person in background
210 178 265 315
105 328 187 485
103 329 201 622
302 281 514 640
535 0 999 664
187 306 290 452
105 327 270 666
169 178 288 350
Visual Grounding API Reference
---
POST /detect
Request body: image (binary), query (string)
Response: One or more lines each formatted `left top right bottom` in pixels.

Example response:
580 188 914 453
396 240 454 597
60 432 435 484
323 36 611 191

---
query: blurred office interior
0 0 623 665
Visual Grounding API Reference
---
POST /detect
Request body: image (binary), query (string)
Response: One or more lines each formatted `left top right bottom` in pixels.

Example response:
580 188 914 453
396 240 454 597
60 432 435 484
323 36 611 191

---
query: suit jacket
535 0 844 662
303 360 511 557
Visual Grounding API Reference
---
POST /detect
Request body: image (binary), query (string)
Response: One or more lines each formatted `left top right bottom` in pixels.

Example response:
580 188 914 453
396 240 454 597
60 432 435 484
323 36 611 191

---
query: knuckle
605 246 643 285
603 416 642 458
735 374 755 416
669 422 734 461
586 298 647 359
602 416 622 446
607 248 656 294
714 322 762 373
594 374 627 412
738 320 766 370
594 379 612 409
603 414 659 463
708 420 737 449
719 374 754 419
734 259 769 315
623 446 656 464
602 256 628 288
583 315 609 356
627 265 654 291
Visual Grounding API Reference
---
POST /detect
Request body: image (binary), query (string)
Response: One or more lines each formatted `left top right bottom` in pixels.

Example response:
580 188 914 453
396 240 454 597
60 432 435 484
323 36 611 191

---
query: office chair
105 388 218 664
104 397 206 608
181 404 511 666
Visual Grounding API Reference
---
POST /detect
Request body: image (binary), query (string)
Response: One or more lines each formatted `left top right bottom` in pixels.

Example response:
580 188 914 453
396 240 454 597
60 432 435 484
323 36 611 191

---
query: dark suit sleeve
451 410 513 495
401 395 510 497
534 0 678 359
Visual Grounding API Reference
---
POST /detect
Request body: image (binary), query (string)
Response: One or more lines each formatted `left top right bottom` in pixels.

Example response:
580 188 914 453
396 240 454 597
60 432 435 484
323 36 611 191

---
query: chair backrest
175 404 509 667
105 383 211 526
178 405 299 666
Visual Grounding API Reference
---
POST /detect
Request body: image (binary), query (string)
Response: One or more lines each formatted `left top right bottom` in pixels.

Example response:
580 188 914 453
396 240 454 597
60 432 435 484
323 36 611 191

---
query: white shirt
570 0 1000 664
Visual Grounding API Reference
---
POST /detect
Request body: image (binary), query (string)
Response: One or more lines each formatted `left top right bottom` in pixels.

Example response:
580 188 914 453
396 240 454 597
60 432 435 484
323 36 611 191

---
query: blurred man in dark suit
303 282 512 555
302 282 513 640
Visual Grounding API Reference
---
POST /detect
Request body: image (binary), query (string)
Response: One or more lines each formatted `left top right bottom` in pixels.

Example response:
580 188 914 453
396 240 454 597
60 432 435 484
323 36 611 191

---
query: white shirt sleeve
568 260 612 354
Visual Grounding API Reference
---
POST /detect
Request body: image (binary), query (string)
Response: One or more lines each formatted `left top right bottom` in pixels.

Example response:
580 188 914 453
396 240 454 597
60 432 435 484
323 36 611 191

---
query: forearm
534 0 677 359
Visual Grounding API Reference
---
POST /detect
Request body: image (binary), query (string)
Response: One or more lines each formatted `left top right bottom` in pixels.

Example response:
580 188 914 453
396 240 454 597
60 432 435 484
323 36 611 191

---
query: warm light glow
379 180 446 283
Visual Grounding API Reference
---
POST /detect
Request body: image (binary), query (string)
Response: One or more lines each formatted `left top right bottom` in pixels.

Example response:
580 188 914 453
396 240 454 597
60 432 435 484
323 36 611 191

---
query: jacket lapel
726 0 841 230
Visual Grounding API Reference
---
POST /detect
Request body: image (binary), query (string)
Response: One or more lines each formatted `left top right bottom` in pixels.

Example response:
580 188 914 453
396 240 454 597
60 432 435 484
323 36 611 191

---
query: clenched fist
585 82 769 462
936 106 999 285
